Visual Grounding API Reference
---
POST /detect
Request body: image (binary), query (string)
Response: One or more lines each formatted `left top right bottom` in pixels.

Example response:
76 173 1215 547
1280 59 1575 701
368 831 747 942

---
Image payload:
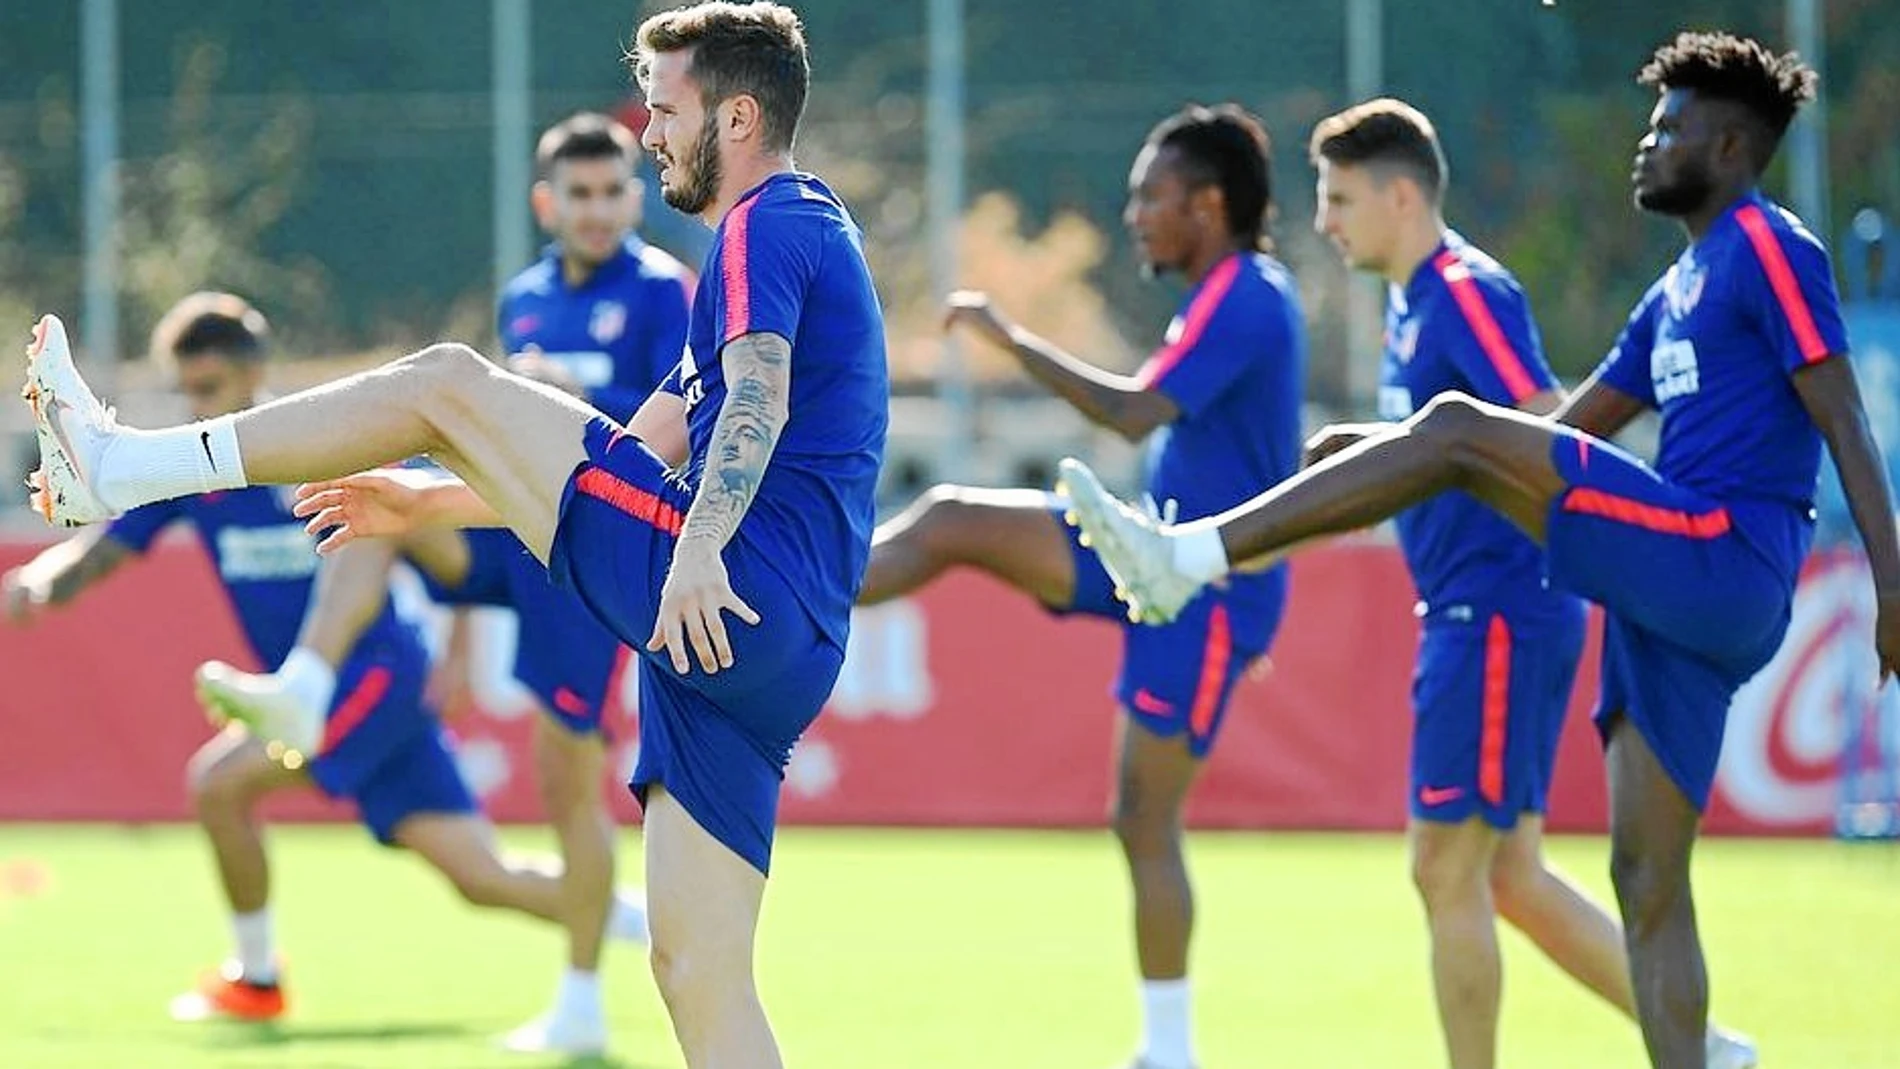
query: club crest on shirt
1664 259 1706 319
589 301 627 345
1387 319 1421 364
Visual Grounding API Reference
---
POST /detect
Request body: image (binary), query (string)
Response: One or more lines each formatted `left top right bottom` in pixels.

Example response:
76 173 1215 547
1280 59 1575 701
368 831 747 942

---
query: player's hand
1875 590 1900 682
508 349 585 398
646 538 760 675
942 290 1016 350
292 469 435 554
424 640 476 720
1301 422 1384 468
1 568 47 625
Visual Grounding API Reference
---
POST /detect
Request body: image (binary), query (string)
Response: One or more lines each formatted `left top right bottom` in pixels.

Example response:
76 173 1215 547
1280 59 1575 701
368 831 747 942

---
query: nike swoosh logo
1131 689 1175 716
1418 786 1466 806
200 429 217 472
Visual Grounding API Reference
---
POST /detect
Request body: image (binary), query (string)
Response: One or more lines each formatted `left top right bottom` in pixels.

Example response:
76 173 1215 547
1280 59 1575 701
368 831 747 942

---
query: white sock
94 416 246 512
553 968 602 1019
608 889 650 943
277 647 338 720
1171 526 1230 585
231 908 276 984
1139 978 1194 1069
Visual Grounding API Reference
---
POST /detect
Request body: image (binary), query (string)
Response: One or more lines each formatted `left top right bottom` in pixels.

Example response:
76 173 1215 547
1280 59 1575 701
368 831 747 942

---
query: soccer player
1305 97 1752 1069
198 110 691 1055
860 103 1301 1069
1058 34 1900 1069
22 5 886 1066
3 292 646 1025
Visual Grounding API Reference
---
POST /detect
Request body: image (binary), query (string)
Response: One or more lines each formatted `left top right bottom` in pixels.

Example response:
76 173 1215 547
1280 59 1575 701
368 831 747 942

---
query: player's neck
1680 181 1757 243
559 252 604 289
1383 217 1447 287
1183 240 1244 286
705 153 796 227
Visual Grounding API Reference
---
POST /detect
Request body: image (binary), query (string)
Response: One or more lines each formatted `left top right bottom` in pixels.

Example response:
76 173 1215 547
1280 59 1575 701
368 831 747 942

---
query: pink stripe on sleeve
1735 205 1831 364
1434 251 1538 402
1136 254 1243 387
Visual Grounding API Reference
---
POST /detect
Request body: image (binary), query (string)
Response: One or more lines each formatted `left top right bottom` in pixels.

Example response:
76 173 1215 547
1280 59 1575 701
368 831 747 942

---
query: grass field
1 825 1897 1068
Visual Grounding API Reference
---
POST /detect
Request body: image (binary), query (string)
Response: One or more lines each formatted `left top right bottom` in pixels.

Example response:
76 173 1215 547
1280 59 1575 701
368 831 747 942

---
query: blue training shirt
104 486 432 760
1595 190 1847 577
1134 250 1304 607
499 235 693 424
664 172 889 648
1379 231 1571 616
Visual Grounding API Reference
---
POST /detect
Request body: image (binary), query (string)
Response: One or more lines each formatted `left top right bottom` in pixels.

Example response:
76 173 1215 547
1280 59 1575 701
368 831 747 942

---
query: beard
661 115 724 216
1635 157 1717 217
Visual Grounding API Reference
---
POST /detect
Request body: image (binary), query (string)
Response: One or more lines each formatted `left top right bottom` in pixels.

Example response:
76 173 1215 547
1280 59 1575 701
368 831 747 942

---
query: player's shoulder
1228 250 1302 315
1429 232 1526 298
1725 192 1831 268
630 239 691 284
500 255 559 304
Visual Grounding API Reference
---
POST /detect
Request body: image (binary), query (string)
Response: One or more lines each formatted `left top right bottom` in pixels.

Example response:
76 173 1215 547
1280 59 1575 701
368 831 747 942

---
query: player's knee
647 930 743 1008
1410 832 1486 909
904 485 986 558
1110 791 1182 855
186 750 246 813
401 342 491 402
1487 848 1542 921
1410 392 1491 449
1607 840 1687 931
441 862 510 908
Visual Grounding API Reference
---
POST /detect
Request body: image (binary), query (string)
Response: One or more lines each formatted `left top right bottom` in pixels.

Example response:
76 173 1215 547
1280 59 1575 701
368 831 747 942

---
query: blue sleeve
103 497 187 554
657 361 686 398
497 291 523 354
712 202 821 349
1735 209 1851 373
1431 274 1555 406
1593 283 1662 407
1136 276 1286 419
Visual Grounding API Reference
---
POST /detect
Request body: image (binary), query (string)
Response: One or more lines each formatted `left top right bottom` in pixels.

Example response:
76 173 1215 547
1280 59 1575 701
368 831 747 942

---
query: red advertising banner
0 536 1874 835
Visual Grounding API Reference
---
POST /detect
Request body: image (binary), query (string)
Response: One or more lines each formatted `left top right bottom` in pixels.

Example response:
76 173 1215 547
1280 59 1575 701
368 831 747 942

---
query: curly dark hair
1638 31 1817 165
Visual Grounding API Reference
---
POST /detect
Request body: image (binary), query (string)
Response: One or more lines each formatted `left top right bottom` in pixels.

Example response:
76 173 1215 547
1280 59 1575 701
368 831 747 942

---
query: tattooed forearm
679 332 792 549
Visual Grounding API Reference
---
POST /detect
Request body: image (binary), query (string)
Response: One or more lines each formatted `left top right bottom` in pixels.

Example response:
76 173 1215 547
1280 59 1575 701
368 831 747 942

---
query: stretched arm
1554 372 1647 440
944 290 1177 442
1793 355 1900 676
293 468 504 554
647 332 788 673
3 526 133 622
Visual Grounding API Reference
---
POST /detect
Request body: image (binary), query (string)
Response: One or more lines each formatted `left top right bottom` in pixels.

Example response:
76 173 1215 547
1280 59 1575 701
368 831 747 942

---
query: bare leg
534 716 616 973
1113 721 1203 981
1196 394 1572 562
644 786 781 1069
227 345 594 561
293 538 403 665
859 485 1076 606
1410 817 1505 1069
1491 815 1640 1019
186 729 309 914
1606 718 1709 1069
394 813 569 925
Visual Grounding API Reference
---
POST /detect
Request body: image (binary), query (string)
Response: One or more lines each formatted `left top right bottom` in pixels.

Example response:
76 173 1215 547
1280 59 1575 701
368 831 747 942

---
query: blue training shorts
1409 598 1584 828
419 526 622 736
1052 501 1284 757
548 418 845 874
1544 432 1795 809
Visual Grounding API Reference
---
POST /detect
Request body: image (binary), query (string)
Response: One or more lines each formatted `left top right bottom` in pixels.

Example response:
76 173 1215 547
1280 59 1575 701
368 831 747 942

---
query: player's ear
721 93 763 145
530 180 556 228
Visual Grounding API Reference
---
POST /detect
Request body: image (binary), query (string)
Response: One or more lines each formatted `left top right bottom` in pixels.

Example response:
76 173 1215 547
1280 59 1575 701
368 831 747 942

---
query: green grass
1 826 1897 1067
